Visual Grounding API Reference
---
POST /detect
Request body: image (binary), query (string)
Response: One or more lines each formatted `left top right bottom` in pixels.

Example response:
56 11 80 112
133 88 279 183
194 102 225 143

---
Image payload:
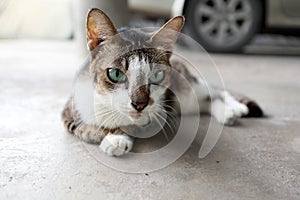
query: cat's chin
129 113 150 126
137 116 152 127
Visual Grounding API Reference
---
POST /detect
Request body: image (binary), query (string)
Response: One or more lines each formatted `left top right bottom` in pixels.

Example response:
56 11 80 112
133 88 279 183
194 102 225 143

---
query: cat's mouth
129 111 150 125
129 111 144 119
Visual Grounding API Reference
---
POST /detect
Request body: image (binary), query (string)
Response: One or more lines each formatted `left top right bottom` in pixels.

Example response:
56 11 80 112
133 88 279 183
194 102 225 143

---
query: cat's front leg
100 133 134 156
62 99 105 144
73 124 105 144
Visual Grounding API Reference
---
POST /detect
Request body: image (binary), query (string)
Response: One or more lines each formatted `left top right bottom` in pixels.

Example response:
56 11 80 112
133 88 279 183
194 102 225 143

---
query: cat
61 8 263 156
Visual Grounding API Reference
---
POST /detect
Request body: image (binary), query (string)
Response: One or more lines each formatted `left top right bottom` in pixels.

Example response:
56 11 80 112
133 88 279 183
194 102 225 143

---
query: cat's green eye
149 70 165 84
107 68 127 83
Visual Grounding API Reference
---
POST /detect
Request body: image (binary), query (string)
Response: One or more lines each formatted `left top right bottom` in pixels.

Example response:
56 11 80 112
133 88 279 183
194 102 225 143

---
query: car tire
184 0 263 53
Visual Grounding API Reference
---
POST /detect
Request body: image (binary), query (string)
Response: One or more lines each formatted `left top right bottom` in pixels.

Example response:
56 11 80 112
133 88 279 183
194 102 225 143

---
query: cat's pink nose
131 100 148 112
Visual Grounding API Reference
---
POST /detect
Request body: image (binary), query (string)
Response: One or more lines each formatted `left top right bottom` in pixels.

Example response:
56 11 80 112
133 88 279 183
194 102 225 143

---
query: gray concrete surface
0 40 300 200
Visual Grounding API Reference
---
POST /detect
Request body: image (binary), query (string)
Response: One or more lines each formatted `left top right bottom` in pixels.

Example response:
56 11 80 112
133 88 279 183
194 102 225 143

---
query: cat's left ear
86 8 118 51
149 16 185 53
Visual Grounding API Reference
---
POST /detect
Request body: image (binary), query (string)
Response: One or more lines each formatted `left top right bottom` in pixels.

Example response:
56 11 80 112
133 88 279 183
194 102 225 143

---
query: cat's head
86 8 184 128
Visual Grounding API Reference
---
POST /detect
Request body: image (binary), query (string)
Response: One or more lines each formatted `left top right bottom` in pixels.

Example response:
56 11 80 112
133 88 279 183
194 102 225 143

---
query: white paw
223 102 249 125
212 97 249 126
99 134 133 156
219 92 248 125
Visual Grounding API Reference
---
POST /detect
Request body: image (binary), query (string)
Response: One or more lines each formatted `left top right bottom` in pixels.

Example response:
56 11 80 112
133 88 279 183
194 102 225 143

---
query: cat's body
62 8 263 156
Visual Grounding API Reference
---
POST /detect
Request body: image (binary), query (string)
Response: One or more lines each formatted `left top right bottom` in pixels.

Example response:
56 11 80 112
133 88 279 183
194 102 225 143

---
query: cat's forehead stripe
127 53 151 89
112 49 169 73
128 54 149 71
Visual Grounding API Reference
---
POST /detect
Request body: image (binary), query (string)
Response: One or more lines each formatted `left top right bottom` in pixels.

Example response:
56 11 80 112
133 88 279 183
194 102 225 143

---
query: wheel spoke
213 0 226 10
196 5 216 16
191 0 255 49
227 0 239 10
229 23 240 35
216 22 228 43
232 10 250 20
201 20 217 34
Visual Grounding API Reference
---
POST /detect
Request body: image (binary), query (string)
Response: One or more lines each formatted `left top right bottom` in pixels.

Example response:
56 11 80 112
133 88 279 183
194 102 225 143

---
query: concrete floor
0 40 299 200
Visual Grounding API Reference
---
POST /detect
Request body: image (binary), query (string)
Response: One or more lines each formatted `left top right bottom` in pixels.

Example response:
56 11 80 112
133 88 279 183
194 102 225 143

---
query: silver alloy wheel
194 0 253 46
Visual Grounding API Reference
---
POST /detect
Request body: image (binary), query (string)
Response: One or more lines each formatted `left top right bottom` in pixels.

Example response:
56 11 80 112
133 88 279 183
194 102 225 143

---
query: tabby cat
62 8 263 156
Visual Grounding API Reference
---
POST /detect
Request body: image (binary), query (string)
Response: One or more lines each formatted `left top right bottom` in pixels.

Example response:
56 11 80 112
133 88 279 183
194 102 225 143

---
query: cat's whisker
114 114 125 130
73 114 99 132
94 112 115 124
112 110 127 126
162 112 178 135
156 104 176 117
159 106 177 121
162 104 178 114
95 111 116 130
164 110 177 121
74 114 96 127
151 113 170 142
155 111 176 136
97 116 114 131
94 111 114 117
159 99 176 103
154 104 178 136
118 107 131 115
112 107 132 122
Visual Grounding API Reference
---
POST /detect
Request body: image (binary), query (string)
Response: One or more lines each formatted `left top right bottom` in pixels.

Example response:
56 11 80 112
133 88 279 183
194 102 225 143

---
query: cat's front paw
99 134 133 156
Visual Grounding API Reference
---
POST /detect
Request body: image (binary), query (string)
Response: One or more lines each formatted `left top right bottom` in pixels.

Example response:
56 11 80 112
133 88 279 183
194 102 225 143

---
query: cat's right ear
86 8 118 51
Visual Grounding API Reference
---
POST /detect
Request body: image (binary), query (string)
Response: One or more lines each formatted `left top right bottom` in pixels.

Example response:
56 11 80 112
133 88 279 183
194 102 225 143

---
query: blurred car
128 0 300 52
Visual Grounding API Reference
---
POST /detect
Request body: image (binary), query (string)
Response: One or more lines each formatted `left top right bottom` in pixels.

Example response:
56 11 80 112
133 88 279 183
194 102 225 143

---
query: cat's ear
86 8 118 51
150 16 185 53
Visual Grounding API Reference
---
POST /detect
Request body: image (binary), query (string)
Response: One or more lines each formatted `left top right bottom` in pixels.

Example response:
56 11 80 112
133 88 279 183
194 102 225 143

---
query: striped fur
61 8 263 156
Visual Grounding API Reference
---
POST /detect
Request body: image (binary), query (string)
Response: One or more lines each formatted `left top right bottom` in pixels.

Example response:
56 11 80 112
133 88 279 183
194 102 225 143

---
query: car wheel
184 0 262 52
